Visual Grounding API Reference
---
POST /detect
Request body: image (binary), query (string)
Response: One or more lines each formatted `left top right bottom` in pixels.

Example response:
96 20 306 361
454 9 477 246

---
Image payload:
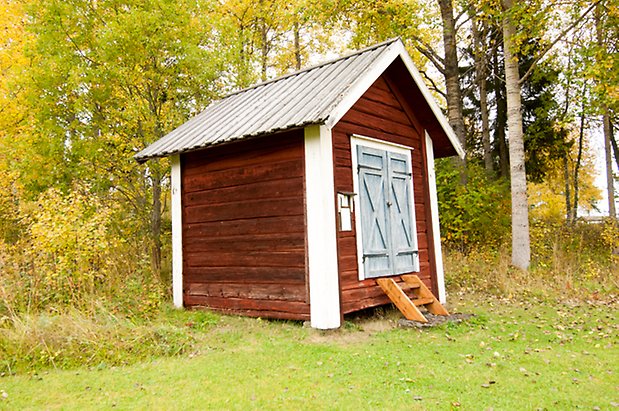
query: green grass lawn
1 295 617 410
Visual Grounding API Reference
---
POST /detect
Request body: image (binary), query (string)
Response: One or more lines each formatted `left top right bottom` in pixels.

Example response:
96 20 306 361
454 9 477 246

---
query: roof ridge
221 37 401 100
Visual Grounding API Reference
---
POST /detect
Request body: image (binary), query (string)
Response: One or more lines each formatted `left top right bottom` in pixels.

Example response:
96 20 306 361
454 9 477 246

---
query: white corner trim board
304 125 341 329
171 154 184 308
425 131 446 304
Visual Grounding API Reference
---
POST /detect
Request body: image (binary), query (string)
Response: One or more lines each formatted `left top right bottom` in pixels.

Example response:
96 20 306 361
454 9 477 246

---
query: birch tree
500 0 602 268
501 0 531 270
595 2 617 218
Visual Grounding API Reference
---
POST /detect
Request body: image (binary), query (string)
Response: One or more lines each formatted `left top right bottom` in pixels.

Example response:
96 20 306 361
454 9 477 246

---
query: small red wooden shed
136 39 464 329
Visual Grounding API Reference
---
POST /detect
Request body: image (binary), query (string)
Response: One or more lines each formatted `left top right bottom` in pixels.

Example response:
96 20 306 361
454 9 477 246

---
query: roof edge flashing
134 122 325 162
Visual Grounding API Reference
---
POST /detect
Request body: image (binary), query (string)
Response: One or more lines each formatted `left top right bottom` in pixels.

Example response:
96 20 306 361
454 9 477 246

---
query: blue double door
356 144 419 279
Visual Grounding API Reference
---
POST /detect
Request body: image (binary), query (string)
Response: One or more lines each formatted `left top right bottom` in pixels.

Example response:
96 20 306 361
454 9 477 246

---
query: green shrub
436 160 511 251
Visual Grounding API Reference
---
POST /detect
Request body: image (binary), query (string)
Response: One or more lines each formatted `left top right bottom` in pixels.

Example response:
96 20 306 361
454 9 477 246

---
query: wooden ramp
376 275 449 323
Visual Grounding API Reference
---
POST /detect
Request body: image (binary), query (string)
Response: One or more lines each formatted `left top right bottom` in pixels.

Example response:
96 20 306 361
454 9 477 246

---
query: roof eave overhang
133 123 318 163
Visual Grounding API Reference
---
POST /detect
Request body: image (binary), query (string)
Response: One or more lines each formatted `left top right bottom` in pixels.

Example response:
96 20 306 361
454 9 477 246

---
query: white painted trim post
170 154 184 308
304 125 341 329
425 132 446 304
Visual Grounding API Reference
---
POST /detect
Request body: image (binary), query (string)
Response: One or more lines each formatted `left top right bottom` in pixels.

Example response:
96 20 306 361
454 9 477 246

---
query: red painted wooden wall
180 130 310 320
332 73 438 315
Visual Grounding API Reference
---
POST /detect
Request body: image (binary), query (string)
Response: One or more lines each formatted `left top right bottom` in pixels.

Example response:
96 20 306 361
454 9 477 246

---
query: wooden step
399 281 421 291
401 275 449 316
400 274 422 287
377 275 450 322
376 278 427 323
413 297 434 306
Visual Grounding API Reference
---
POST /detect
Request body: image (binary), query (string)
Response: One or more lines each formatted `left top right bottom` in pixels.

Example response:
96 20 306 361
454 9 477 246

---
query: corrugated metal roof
135 39 401 161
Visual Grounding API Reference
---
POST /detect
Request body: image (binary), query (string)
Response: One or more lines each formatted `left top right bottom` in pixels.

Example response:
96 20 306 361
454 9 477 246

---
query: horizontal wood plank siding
185 295 310 320
182 131 309 318
333 74 435 315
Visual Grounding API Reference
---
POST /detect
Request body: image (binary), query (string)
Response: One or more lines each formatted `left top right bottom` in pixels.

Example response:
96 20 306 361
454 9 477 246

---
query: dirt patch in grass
398 312 475 328
304 306 403 345
304 307 476 345
305 320 398 345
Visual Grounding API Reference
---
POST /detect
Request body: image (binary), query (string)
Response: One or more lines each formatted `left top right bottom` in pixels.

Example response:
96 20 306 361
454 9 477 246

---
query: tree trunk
150 166 162 278
502 0 530 270
595 3 616 219
572 106 586 224
294 21 301 70
472 16 492 172
610 120 619 171
493 41 510 178
437 0 467 152
603 109 616 218
564 154 572 222
260 21 268 81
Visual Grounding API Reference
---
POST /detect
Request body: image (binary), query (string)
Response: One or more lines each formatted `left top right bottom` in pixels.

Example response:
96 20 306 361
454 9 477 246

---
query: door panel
357 146 391 277
356 144 419 279
388 152 418 274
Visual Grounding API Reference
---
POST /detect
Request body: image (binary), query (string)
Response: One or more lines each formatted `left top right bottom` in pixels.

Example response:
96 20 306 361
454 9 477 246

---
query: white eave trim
171 154 184 308
325 42 402 130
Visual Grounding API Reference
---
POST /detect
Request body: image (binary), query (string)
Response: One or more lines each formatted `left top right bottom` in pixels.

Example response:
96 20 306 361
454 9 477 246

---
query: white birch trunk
596 4 617 218
603 110 616 218
502 0 531 270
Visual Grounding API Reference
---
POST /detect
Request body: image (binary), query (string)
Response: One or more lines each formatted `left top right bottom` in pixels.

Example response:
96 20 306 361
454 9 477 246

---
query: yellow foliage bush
28 187 113 300
600 218 619 266
0 184 164 316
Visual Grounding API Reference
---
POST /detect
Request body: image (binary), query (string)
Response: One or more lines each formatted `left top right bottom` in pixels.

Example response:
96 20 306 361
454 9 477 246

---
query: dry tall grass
0 304 201 374
445 220 619 300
